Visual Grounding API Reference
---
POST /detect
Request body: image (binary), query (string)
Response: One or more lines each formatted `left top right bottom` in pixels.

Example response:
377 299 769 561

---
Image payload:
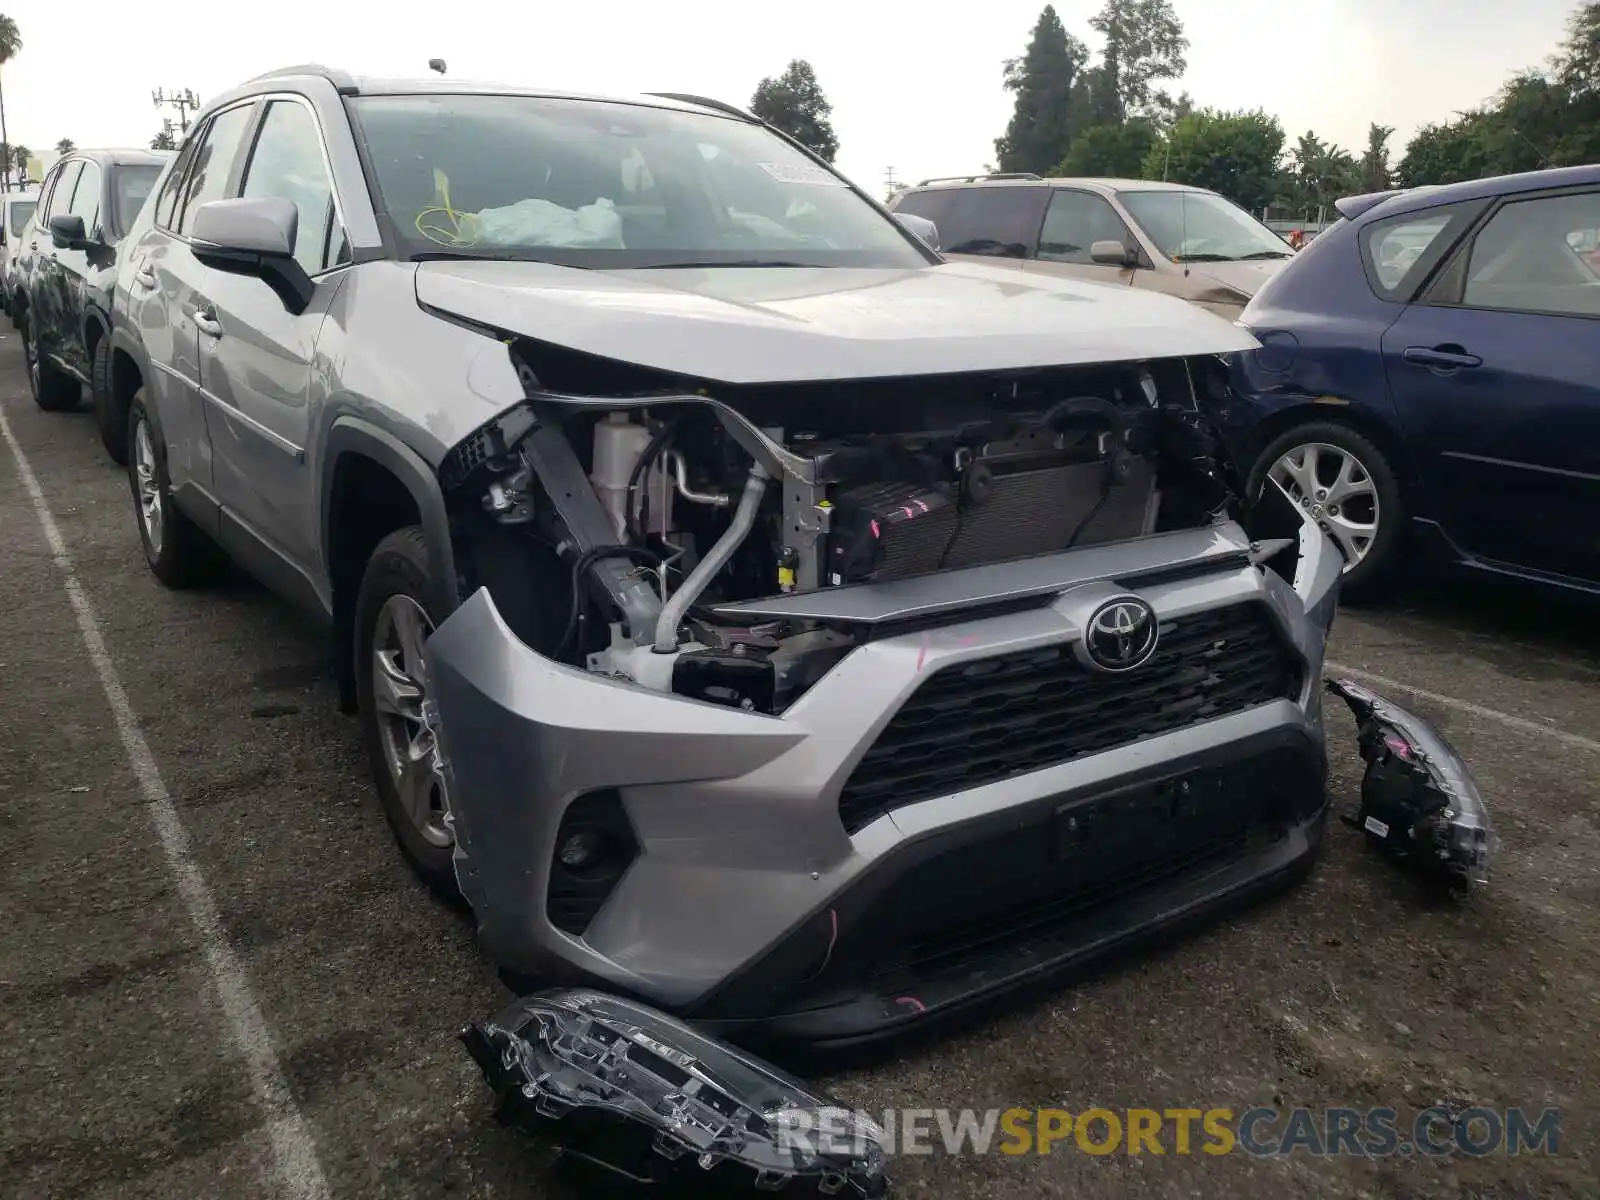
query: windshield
113 165 162 236
7 199 35 237
348 94 929 269
1118 190 1294 262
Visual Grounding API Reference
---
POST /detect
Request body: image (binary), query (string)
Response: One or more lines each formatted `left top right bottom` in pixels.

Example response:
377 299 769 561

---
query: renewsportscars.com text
778 1105 1562 1159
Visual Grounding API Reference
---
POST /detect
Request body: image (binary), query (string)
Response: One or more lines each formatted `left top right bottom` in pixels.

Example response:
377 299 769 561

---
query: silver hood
415 258 1258 384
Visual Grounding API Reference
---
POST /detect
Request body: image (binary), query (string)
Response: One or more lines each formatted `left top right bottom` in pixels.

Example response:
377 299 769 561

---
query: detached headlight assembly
1327 678 1499 888
461 989 890 1198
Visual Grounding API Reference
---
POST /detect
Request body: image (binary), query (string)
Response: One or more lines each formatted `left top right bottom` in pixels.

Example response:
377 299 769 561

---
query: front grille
779 743 1324 1011
837 602 1302 833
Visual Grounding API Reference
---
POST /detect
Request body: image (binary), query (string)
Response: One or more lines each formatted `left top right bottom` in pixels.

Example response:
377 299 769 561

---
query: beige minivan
889 175 1297 317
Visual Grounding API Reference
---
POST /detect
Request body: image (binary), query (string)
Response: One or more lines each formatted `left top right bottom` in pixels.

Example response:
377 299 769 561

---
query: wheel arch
83 307 110 359
322 418 460 710
108 331 155 438
1240 398 1423 505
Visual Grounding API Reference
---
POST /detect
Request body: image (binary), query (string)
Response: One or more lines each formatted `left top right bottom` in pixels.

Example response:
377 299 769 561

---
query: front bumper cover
426 511 1345 1042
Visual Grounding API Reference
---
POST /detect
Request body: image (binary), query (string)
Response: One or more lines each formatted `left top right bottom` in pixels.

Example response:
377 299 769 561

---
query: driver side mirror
49 214 89 251
893 211 941 252
189 197 314 315
1090 239 1139 268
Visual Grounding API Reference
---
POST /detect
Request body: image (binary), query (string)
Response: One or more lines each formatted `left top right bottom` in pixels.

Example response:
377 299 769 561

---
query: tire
127 391 229 588
354 527 460 899
23 312 82 412
1247 420 1405 603
92 337 129 464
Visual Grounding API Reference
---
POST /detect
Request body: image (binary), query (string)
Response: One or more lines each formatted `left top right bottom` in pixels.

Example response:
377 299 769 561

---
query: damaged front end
461 988 889 1197
1327 678 1500 888
423 337 1347 1043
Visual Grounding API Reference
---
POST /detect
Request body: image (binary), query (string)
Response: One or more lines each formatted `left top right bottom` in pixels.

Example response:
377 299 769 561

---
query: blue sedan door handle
1403 344 1483 370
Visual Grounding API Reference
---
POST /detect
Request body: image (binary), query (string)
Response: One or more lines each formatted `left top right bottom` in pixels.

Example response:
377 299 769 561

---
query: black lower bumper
693 728 1328 1052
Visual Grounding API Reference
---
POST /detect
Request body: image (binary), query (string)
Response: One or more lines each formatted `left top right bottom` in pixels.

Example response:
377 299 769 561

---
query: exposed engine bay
440 344 1248 716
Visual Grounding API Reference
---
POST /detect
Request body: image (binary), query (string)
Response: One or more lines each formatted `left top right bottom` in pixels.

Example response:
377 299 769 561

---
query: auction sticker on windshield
758 162 849 186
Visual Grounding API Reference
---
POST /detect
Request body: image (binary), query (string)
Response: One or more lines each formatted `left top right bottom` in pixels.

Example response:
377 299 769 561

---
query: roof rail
245 63 358 93
645 92 756 121
914 171 1043 186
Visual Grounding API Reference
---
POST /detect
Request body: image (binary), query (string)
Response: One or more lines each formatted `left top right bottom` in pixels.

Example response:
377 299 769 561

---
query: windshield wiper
1238 250 1294 260
1172 252 1237 263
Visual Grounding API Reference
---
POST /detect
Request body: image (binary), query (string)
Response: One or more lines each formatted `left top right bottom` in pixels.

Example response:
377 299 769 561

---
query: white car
0 190 39 325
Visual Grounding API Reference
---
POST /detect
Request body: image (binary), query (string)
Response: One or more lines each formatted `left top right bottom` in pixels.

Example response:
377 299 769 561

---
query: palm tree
0 16 19 192
55 137 73 156
10 142 27 183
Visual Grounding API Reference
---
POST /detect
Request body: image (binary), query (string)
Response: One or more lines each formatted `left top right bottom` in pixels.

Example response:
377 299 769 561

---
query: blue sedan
1225 165 1600 602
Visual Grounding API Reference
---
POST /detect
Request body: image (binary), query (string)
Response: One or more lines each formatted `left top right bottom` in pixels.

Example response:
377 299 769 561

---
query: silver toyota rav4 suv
111 65 1353 1048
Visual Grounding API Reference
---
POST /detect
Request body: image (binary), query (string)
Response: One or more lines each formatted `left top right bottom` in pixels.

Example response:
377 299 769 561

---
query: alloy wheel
132 417 164 556
1269 441 1380 569
371 595 451 848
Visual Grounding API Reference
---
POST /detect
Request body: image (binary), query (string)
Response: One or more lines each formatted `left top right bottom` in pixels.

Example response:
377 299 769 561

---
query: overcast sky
0 0 1580 191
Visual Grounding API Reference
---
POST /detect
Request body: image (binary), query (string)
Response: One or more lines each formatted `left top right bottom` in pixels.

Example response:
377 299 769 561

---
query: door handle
194 309 224 338
1403 345 1482 370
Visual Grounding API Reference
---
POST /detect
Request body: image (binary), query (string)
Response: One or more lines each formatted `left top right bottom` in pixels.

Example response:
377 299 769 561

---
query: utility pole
152 87 201 136
883 165 900 201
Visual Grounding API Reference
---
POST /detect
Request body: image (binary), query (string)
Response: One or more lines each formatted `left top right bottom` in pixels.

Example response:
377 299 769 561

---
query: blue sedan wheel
1269 440 1380 567
1251 420 1404 602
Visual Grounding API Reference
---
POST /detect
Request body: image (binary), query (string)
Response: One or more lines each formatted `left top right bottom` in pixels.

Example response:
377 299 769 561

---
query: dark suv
15 147 169 458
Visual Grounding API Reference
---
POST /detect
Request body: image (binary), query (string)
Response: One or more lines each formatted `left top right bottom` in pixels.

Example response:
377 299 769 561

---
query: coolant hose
652 462 770 653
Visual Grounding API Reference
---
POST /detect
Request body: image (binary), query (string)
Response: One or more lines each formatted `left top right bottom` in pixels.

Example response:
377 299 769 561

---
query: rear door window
933 187 1049 258
1455 191 1600 317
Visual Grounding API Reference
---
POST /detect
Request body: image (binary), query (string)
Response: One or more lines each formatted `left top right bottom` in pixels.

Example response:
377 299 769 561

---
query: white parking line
1326 660 1600 756
0 405 332 1200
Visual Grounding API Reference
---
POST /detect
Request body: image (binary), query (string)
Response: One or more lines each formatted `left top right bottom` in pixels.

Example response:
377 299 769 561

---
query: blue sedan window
1460 191 1600 317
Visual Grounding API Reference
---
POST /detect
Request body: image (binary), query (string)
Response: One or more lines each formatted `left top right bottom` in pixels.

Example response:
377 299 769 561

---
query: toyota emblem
1082 596 1159 672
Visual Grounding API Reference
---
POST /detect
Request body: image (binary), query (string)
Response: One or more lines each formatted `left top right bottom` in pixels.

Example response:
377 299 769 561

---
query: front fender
320 416 461 617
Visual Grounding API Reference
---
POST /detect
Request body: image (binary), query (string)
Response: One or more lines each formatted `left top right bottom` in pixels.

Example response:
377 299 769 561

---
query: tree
1395 113 1495 186
1553 1 1600 95
54 137 73 155
9 142 27 179
994 6 1091 174
1058 120 1159 177
0 14 19 192
1281 130 1360 212
1086 0 1189 124
1359 123 1393 193
1143 108 1285 212
749 60 839 163
151 127 178 151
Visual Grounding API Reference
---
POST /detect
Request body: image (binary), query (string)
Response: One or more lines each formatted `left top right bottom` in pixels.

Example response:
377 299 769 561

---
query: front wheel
127 392 229 588
1248 421 1405 603
23 313 82 412
354 527 460 899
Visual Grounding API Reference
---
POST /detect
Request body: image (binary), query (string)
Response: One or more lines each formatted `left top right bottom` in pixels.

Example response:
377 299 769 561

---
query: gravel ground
1 335 1596 1200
